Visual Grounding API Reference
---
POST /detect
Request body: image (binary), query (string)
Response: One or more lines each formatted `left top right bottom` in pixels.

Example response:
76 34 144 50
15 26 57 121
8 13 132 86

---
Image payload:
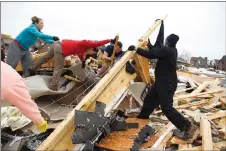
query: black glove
147 38 153 49
82 61 86 68
110 37 116 44
53 36 60 41
128 45 136 51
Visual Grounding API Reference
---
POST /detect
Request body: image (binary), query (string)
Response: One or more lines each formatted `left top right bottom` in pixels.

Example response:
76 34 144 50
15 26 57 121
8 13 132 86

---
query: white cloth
1 106 31 131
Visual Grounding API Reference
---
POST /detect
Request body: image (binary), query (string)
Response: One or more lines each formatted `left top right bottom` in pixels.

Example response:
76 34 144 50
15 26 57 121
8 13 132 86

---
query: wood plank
208 110 226 120
178 141 226 150
154 99 209 114
178 144 193 150
151 123 175 149
190 81 213 95
174 89 223 100
167 137 187 147
200 116 213 150
157 132 173 150
220 97 226 105
111 34 119 64
141 123 172 149
134 15 167 84
133 54 151 84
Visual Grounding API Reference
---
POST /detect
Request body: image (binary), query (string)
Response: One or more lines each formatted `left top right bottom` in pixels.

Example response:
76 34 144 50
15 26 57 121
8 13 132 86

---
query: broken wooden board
208 110 226 120
177 71 215 84
178 141 226 150
203 92 225 109
111 34 119 64
156 131 173 150
96 118 148 151
220 97 226 105
190 80 213 95
174 89 224 101
134 15 167 84
167 136 187 148
200 116 213 150
154 99 210 114
141 123 173 149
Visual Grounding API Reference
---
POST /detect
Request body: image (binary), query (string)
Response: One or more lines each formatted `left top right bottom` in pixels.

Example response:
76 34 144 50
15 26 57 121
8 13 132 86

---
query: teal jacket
15 24 54 50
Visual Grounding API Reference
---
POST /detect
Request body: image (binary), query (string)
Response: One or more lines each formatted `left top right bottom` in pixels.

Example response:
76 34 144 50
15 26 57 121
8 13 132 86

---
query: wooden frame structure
37 15 167 150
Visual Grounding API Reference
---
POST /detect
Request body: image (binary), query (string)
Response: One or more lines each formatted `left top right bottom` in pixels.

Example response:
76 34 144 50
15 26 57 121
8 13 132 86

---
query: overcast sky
1 2 225 60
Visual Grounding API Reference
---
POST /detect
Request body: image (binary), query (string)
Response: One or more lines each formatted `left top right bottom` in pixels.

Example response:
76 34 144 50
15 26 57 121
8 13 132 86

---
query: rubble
91 67 226 151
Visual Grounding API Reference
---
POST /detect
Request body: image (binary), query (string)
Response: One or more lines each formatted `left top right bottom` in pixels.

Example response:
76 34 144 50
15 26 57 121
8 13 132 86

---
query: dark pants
30 42 65 91
138 83 191 131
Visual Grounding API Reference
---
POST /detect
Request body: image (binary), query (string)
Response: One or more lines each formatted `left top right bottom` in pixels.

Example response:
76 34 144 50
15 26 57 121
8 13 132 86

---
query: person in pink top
1 61 48 132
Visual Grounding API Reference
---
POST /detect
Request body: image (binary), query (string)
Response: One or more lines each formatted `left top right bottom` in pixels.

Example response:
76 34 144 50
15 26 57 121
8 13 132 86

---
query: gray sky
1 2 225 60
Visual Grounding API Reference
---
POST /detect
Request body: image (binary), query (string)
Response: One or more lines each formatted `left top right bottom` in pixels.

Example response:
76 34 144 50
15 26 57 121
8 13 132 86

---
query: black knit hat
166 34 179 47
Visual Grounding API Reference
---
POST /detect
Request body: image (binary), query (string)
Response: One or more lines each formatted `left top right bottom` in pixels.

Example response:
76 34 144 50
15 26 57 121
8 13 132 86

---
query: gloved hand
128 45 136 51
53 36 60 41
147 38 153 49
35 120 48 133
82 61 86 68
147 38 151 46
110 37 116 44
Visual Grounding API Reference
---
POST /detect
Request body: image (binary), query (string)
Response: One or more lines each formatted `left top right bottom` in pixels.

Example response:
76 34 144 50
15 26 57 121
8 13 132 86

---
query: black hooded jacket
136 46 178 91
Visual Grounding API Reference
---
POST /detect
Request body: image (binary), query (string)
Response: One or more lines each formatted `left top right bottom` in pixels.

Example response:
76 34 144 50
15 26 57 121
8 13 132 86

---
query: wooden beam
178 141 226 150
154 99 209 114
200 116 213 150
219 97 226 105
111 34 119 64
190 80 213 95
208 110 226 120
174 89 223 100
151 123 175 149
157 132 173 150
134 15 168 84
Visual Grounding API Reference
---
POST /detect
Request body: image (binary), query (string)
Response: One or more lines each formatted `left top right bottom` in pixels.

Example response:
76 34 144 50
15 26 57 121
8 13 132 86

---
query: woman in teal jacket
6 16 59 77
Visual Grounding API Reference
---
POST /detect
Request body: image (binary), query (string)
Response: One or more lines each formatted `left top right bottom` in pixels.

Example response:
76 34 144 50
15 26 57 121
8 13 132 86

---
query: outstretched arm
136 47 168 59
29 25 53 40
80 39 111 48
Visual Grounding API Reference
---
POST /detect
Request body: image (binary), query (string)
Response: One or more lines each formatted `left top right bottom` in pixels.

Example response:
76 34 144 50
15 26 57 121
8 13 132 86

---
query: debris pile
93 70 226 150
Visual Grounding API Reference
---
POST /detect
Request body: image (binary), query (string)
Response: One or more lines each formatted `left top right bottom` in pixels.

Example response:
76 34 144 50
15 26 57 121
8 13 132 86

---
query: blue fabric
15 24 54 50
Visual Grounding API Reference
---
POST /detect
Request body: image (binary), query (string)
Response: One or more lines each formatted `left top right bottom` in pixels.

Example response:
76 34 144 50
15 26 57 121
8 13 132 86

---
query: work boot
183 123 197 140
28 66 37 76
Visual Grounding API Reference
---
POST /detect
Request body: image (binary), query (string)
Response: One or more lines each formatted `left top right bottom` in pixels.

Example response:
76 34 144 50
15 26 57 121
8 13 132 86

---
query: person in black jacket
128 34 196 140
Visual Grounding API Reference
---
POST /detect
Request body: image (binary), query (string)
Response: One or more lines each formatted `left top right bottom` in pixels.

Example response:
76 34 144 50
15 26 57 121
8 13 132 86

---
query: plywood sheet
96 118 148 151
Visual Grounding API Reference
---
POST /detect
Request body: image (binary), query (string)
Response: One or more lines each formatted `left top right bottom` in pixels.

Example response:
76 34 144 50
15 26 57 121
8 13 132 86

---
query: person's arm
41 38 54 44
29 25 53 40
80 39 111 48
5 79 44 124
136 47 168 59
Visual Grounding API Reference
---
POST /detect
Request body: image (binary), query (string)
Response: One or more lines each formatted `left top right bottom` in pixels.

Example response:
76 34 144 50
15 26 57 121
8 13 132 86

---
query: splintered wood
96 118 148 151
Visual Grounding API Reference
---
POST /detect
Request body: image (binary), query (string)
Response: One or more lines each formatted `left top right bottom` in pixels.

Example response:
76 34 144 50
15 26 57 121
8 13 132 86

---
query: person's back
155 46 178 90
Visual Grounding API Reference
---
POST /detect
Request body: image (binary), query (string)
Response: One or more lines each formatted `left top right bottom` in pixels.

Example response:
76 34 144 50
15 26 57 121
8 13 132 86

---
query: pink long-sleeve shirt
1 61 43 124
